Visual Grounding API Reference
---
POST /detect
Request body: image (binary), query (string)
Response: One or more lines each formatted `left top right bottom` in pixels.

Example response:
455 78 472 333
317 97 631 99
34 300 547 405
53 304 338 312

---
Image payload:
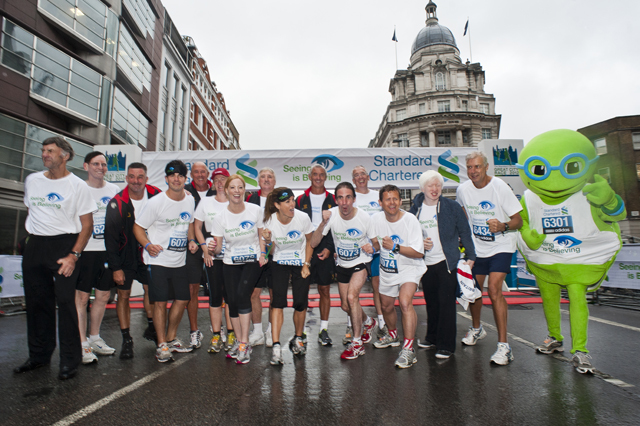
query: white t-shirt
131 191 148 213
259 196 267 208
370 211 426 285
418 204 446 265
197 190 208 199
24 171 97 236
322 207 374 268
85 182 120 251
194 196 229 260
264 210 314 266
211 203 264 265
135 192 195 267
456 177 522 257
355 190 382 216
310 193 326 229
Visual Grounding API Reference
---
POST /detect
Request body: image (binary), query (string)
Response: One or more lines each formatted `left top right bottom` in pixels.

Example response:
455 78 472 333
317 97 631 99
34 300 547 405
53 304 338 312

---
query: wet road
2 284 639 426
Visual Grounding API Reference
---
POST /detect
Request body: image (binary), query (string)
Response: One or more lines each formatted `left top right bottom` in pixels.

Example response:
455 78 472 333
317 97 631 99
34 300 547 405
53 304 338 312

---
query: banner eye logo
554 236 582 247
312 155 344 173
46 193 64 202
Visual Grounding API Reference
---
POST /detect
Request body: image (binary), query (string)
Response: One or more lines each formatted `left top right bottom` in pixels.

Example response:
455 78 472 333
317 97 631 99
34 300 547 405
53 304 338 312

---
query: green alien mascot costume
516 129 626 374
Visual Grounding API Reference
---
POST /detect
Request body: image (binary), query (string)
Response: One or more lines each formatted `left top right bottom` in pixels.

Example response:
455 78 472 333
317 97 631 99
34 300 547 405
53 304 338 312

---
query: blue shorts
472 252 514 286
369 253 380 278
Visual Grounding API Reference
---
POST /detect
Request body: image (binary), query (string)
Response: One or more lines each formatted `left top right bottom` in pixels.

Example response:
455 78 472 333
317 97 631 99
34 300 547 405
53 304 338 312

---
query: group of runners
15 136 527 380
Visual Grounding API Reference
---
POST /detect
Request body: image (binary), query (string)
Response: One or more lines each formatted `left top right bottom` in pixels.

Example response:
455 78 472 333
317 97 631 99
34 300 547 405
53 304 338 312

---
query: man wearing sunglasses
456 151 523 366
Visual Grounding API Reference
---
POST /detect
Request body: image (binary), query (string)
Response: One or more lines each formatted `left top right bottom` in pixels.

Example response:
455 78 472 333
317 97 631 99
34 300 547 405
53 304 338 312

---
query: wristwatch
70 251 82 259
393 244 401 254
502 222 510 234
303 261 311 267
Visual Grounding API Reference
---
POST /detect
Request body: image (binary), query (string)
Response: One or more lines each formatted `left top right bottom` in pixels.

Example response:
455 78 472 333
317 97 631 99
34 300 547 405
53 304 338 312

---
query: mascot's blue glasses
516 153 599 181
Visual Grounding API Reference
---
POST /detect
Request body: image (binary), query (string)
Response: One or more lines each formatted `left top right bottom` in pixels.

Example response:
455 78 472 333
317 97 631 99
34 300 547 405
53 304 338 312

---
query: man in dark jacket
104 162 161 359
296 164 336 345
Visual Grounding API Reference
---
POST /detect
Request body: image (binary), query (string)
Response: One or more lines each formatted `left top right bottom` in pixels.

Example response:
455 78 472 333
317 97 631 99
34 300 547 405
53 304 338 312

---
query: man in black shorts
105 163 161 359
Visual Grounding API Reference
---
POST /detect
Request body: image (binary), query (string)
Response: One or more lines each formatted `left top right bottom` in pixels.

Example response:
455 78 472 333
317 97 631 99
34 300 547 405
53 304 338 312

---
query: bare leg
153 302 168 345
371 276 383 319
346 270 367 338
293 310 305 336
251 287 262 328
318 285 331 322
89 289 111 336
380 294 397 330
116 289 131 329
209 306 222 333
75 290 90 343
166 300 189 342
239 313 252 343
187 283 200 332
271 308 284 343
469 274 486 329
143 284 154 319
398 283 418 340
487 272 508 343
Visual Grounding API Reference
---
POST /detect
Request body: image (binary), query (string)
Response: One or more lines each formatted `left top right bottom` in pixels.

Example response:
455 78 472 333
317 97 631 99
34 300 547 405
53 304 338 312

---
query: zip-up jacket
410 192 476 272
105 184 161 272
295 187 336 253
245 190 263 205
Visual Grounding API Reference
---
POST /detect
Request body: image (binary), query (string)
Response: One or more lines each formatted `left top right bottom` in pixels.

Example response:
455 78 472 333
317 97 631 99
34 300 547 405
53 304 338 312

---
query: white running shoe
461 326 487 346
265 331 273 348
189 330 204 349
249 332 265 346
270 344 283 365
82 347 98 364
490 343 514 365
168 338 194 353
572 351 595 374
89 338 115 356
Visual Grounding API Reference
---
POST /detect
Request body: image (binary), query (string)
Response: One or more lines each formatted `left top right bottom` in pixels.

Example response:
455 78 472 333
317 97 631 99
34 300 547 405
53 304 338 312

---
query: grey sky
161 0 640 149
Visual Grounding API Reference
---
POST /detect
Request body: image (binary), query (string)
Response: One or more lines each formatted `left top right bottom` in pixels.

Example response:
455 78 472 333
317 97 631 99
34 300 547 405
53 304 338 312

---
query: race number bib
337 247 360 261
167 237 187 252
92 224 105 240
473 225 495 242
231 254 257 264
542 216 574 234
277 259 303 266
380 257 398 274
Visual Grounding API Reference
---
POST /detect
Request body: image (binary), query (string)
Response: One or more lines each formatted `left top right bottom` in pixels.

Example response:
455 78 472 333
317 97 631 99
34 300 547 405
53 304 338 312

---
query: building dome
411 23 457 54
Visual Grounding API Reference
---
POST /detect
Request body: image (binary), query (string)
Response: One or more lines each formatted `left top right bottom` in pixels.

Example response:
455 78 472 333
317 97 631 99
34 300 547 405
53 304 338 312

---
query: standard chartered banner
602 244 640 290
142 148 471 190
0 255 24 298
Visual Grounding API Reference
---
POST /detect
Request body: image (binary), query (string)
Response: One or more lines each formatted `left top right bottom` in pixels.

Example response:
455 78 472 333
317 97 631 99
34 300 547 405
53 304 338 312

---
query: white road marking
52 356 191 426
457 312 635 389
560 309 640 332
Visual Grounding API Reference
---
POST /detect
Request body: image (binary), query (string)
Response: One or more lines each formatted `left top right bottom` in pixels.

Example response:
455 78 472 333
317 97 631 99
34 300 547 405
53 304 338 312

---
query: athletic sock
266 322 272 332
389 329 398 339
88 334 100 342
273 342 280 346
378 315 385 328
403 338 414 349
253 322 263 335
364 316 372 326
353 337 363 345
147 317 154 326
81 341 90 348
347 317 352 327
320 320 329 331
121 328 131 340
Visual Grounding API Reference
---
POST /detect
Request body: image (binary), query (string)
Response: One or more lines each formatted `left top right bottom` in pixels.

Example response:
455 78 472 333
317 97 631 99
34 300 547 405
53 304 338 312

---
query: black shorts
473 252 514 286
309 247 335 286
335 263 369 284
148 265 190 302
76 251 114 292
271 263 310 311
255 258 272 288
186 248 205 284
117 261 150 291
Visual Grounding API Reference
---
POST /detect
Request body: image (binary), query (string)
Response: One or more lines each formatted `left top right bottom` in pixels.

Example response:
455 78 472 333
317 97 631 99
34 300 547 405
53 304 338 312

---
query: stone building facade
370 1 500 150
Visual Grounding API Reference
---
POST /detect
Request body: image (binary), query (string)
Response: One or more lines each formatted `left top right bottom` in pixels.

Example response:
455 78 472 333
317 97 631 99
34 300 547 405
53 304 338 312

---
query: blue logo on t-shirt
391 235 405 244
554 236 582 247
346 228 362 238
239 220 255 230
479 201 495 210
47 193 64 202
100 196 111 205
287 230 302 240
179 212 191 221
369 201 380 208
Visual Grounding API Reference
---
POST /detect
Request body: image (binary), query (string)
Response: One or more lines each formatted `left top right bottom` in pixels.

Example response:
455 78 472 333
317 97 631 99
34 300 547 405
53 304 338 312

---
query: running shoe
490 342 514 365
249 331 265 346
341 342 365 360
168 338 194 353
417 339 436 349
435 350 453 359
395 347 417 368
376 324 389 341
318 329 332 346
265 331 274 348
535 336 564 354
373 333 400 349
143 324 157 344
362 318 378 344
156 343 174 363
289 336 307 356
270 344 283 365
89 338 115 356
119 338 134 360
82 347 98 364
461 326 487 346
221 326 227 344
225 331 236 351
342 326 353 345
190 330 204 349
208 334 223 353
226 340 240 359
572 351 595 374
236 343 252 364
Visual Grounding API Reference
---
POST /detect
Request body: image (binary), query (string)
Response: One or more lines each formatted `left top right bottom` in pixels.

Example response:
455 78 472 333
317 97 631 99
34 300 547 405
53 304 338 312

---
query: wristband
189 239 197 244
200 242 207 246
261 251 267 254
391 241 396 252
144 242 151 251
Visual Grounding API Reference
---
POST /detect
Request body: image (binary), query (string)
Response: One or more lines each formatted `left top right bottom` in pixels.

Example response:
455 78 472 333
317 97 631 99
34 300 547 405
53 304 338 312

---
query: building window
437 100 450 112
1 19 106 123
396 133 409 147
399 189 411 200
462 130 469 145
481 128 492 140
117 24 152 93
632 132 640 150
122 0 156 39
420 131 428 147
594 137 607 155
637 163 640 181
437 131 451 145
419 103 426 114
462 100 468 111
111 88 149 147
598 167 611 184
38 0 109 52
396 109 406 121
435 72 445 91
480 103 490 114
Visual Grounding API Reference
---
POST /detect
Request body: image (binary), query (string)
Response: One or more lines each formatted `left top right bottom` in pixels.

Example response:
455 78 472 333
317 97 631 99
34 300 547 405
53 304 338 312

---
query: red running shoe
341 342 365 360
361 318 378 344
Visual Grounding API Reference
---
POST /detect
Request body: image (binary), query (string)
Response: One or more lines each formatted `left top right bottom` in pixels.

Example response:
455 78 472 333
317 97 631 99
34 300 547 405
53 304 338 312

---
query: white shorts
379 265 426 298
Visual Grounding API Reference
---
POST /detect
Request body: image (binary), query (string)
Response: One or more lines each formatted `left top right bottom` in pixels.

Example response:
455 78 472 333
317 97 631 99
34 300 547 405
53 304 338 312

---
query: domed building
369 2 501 149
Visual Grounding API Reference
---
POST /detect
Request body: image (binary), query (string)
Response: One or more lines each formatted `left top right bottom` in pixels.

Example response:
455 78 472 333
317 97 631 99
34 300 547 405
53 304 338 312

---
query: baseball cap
165 161 187 177
211 168 230 179
274 187 294 202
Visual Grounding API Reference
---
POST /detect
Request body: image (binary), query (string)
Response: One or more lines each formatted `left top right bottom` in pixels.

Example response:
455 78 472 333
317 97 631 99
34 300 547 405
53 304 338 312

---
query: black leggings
422 260 458 353
205 261 225 308
270 263 310 311
222 262 263 317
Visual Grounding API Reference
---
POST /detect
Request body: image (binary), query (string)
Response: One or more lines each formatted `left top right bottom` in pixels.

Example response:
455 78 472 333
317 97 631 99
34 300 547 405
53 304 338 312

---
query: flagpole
394 25 398 70
467 17 472 63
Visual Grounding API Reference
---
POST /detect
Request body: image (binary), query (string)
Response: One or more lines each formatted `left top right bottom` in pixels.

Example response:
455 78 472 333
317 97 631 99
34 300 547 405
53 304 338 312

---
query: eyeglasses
516 153 598 181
